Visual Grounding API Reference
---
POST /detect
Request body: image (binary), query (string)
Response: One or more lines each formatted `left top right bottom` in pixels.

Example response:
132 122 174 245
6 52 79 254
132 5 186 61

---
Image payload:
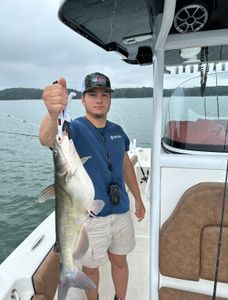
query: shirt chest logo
110 135 122 140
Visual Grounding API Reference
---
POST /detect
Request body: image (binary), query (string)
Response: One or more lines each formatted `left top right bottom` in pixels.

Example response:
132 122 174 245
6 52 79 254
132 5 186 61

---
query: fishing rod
137 157 149 184
212 156 228 300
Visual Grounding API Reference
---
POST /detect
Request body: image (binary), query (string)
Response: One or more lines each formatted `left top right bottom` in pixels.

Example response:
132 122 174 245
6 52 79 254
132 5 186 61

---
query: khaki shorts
81 211 136 268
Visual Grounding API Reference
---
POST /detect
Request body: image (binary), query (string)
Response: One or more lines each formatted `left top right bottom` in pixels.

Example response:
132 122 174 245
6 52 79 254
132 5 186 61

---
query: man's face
82 88 111 119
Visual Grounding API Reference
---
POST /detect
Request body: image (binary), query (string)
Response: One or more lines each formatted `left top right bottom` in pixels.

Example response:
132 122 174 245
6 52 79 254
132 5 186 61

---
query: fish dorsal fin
73 224 89 260
81 156 91 165
89 199 105 216
38 184 55 203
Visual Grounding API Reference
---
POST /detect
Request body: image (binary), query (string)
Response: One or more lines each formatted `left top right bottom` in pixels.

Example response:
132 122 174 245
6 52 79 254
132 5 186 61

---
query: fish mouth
54 135 74 173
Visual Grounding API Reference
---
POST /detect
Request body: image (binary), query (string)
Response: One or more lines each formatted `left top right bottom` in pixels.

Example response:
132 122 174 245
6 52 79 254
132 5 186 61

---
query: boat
1 0 228 299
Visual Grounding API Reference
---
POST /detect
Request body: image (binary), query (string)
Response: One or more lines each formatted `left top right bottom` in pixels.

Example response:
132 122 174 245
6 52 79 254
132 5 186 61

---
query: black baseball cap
82 72 114 93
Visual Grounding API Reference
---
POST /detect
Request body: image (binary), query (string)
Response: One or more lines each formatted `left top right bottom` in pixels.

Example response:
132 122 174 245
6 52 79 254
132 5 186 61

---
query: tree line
0 86 228 100
0 87 154 100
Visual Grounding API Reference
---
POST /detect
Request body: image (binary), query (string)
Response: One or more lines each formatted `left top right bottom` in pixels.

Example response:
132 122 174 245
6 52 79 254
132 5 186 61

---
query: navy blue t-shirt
70 117 130 217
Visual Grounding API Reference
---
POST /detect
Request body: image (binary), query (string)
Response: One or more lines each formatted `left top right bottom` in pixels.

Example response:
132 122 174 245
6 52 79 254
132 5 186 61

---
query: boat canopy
58 0 228 66
59 0 155 65
58 0 228 155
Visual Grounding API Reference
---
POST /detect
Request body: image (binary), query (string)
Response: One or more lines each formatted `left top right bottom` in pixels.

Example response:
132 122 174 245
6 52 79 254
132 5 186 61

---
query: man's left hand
134 199 146 222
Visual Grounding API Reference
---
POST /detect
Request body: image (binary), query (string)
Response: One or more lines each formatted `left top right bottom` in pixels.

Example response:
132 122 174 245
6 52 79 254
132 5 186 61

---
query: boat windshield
162 69 228 153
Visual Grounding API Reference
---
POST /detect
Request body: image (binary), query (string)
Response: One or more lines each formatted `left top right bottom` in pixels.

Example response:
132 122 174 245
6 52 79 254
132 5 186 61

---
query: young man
39 72 145 300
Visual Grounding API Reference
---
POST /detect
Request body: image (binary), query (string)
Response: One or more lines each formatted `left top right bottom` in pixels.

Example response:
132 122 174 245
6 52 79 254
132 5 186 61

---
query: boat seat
159 182 228 299
32 248 60 300
165 119 228 145
159 287 227 300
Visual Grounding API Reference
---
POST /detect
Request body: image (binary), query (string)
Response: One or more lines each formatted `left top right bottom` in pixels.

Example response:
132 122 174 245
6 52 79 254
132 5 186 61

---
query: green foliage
112 87 153 98
0 88 43 100
0 87 154 100
0 88 80 100
1 85 228 100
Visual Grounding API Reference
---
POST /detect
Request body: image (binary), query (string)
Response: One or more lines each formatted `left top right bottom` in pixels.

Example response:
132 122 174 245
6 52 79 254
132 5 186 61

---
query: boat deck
54 181 150 300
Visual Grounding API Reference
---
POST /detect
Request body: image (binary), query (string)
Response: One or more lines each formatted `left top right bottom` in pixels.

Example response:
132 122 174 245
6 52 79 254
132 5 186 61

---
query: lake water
0 98 152 263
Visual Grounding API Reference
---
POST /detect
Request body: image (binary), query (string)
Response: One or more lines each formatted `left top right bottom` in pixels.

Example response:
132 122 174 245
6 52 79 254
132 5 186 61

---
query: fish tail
58 270 96 299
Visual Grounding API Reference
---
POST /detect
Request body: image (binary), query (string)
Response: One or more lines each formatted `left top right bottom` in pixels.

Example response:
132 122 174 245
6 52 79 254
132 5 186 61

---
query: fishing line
0 112 39 138
223 119 228 152
112 110 129 136
112 108 150 183
0 112 39 127
0 129 38 138
212 156 228 300
215 64 220 119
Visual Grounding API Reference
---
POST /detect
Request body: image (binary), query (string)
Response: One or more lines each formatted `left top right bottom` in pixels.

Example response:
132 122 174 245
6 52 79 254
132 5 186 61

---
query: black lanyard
83 117 113 173
98 130 112 172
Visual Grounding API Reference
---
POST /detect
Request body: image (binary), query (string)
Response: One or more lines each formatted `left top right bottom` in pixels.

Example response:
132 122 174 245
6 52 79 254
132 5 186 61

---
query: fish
39 126 104 300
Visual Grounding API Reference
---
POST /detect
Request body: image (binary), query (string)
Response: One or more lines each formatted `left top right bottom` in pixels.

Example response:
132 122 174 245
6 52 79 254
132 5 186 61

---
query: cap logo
83 72 113 92
92 75 106 84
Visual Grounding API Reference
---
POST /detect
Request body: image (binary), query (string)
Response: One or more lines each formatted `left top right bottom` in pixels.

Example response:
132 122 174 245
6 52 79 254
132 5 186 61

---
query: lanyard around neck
83 117 113 172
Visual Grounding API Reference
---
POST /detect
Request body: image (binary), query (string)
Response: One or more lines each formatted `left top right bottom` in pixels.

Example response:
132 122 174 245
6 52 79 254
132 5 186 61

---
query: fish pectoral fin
38 184 55 203
73 224 89 260
58 270 96 298
81 156 92 165
65 171 74 182
89 199 105 216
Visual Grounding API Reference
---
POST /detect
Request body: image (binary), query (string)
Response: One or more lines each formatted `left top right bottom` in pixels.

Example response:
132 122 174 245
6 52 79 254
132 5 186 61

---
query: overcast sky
0 0 156 90
0 0 208 91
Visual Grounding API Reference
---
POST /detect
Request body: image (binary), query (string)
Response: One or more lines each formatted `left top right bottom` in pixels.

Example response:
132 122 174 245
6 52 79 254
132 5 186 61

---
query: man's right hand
42 78 68 121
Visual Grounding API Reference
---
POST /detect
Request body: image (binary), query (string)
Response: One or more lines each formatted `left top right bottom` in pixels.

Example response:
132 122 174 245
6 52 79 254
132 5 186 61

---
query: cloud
0 0 154 90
